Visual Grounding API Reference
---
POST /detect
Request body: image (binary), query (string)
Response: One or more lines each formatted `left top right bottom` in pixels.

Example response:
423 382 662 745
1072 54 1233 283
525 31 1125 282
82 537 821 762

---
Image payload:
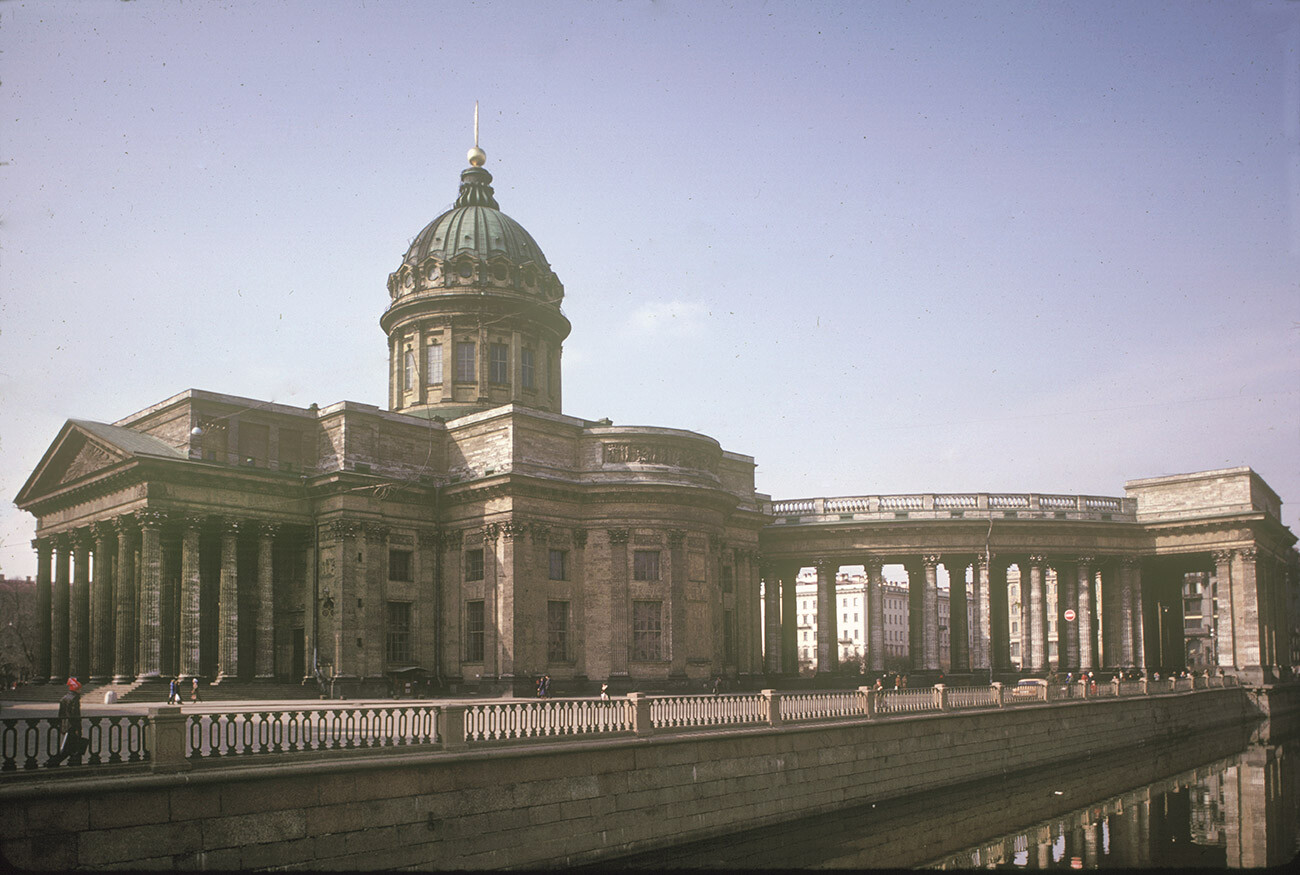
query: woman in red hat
46 677 85 767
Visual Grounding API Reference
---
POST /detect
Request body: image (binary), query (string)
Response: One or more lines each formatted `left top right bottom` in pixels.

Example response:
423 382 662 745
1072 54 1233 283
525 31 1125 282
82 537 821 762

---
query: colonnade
31 512 292 686
762 553 1151 677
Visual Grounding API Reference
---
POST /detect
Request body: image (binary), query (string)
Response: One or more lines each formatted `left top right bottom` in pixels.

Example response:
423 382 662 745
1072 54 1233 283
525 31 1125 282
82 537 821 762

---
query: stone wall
0 688 1255 870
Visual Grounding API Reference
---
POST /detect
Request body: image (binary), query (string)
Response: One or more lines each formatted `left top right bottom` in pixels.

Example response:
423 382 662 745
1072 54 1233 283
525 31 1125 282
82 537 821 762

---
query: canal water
603 722 1298 869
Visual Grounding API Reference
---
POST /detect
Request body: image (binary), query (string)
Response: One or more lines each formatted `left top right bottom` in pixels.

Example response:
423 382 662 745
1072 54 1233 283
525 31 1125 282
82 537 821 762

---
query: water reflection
604 722 1298 869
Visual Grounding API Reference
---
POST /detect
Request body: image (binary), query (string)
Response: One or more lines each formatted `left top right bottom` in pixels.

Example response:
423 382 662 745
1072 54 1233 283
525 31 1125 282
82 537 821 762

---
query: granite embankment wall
0 688 1256 870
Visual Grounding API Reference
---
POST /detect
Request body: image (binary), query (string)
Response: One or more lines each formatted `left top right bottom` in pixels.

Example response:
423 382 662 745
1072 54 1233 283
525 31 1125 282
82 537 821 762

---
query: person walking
599 683 609 700
168 677 181 705
46 678 85 767
190 677 202 703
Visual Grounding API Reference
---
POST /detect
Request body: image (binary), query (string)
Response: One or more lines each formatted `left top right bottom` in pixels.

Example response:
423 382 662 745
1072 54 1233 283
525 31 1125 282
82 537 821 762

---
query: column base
111 674 134 684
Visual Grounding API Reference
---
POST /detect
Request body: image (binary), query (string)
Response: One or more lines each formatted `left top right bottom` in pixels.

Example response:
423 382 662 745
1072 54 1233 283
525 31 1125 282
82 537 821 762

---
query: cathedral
16 142 1299 698
15 144 767 697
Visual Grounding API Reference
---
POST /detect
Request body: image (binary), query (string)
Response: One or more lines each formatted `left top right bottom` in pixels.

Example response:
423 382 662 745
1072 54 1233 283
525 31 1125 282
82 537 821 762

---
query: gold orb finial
468 146 487 167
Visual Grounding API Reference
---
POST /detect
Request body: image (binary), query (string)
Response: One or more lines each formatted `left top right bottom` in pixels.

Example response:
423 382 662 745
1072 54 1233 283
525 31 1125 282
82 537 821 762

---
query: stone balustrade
767 492 1136 522
0 675 1239 774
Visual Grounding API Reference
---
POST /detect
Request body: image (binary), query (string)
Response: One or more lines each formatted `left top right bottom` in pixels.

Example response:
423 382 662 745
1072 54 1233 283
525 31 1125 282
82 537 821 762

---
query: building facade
15 146 1300 696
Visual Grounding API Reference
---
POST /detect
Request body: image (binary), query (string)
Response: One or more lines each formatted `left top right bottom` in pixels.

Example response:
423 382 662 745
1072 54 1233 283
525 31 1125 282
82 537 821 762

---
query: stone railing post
628 693 654 737
991 681 1004 708
438 704 468 750
1111 676 1123 697
1043 681 1055 703
1078 680 1090 699
1139 677 1149 695
934 684 947 710
761 689 783 726
148 706 190 773
858 686 876 719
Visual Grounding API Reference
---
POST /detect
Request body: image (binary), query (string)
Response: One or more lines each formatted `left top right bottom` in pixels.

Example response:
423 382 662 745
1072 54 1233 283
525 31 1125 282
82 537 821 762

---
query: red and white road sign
1064 609 1077 622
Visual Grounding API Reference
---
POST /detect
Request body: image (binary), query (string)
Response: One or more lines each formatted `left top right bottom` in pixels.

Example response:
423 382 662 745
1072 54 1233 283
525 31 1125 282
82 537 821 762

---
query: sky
1 0 1298 578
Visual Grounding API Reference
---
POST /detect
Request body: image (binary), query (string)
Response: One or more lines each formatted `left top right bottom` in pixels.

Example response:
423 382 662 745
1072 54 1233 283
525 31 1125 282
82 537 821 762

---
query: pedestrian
540 674 550 698
712 676 722 695
600 683 610 701
536 676 544 698
46 678 86 767
168 676 181 704
190 677 202 703
893 674 901 691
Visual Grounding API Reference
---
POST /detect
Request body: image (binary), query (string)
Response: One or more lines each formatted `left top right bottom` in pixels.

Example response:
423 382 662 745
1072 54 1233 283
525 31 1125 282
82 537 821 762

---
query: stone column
50 535 71 683
1077 557 1095 672
865 557 885 673
1027 556 1047 673
216 518 240 682
946 557 969 672
761 557 781 674
920 555 940 672
136 511 165 680
607 528 630 679
179 518 202 681
1129 560 1146 671
1228 548 1260 679
91 524 115 682
971 555 990 671
904 559 923 672
815 558 838 675
112 517 137 682
989 557 1011 672
70 530 92 682
1118 560 1135 668
668 529 688 679
33 539 52 683
256 522 277 680
780 563 798 675
1057 560 1077 672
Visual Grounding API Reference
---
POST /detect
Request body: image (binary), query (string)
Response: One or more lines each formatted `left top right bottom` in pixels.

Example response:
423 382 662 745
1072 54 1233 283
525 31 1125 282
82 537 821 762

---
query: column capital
572 528 588 550
180 515 205 533
328 518 361 540
112 515 136 537
813 557 838 574
529 523 551 543
1076 555 1095 566
1027 554 1048 567
708 533 725 554
667 528 687 549
53 530 73 549
71 528 94 549
972 553 988 569
32 536 53 556
1238 546 1257 562
606 527 630 546
93 519 117 540
259 520 281 539
1119 556 1142 570
499 520 527 541
363 523 390 544
136 509 168 529
757 554 774 575
922 553 941 569
1211 549 1234 564
861 556 884 574
220 517 241 537
480 523 499 543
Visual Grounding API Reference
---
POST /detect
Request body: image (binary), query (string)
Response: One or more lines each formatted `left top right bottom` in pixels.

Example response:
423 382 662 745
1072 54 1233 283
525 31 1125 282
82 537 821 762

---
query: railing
2 676 1242 774
652 693 766 729
766 492 1137 522
464 698 633 742
0 714 150 771
189 706 439 758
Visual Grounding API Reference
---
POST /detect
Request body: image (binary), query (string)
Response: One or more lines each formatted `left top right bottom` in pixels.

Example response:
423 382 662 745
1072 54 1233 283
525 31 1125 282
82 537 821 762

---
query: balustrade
1 677 1239 774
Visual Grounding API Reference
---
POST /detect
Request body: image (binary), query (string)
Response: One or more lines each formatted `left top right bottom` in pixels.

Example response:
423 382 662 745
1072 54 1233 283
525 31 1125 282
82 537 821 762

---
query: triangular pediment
15 419 182 509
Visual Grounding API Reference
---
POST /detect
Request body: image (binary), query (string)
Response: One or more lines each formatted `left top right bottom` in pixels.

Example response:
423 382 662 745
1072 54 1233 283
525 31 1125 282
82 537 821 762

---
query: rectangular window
489 342 509 384
237 422 270 467
426 343 443 385
403 348 416 390
549 549 567 581
465 549 484 581
547 600 571 662
277 428 302 472
389 549 413 582
632 600 662 661
633 550 660 581
465 600 485 662
386 601 412 664
455 341 476 382
521 347 536 390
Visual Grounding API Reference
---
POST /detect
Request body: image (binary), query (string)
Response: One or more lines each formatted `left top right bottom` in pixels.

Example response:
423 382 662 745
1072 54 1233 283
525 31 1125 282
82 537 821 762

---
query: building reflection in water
931 732 1297 869
604 724 1297 870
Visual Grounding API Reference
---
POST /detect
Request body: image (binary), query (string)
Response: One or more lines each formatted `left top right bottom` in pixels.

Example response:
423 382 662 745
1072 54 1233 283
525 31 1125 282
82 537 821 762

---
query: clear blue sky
2 0 1298 577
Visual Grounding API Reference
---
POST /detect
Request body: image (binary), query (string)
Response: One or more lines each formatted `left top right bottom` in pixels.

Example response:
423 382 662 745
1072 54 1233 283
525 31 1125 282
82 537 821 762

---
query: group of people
166 676 202 704
872 673 910 691
534 674 551 698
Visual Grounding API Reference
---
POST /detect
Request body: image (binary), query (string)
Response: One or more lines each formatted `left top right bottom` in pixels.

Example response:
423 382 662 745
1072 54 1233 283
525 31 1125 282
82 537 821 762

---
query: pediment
15 423 132 508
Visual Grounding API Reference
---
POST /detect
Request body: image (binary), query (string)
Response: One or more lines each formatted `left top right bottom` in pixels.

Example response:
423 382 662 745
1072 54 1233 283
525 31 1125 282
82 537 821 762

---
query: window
549 549 567 581
465 601 485 662
465 549 484 581
403 348 416 390
489 342 509 384
389 549 413 582
426 343 443 385
632 601 662 661
547 600 571 662
633 550 660 581
386 601 412 663
455 341 476 382
238 422 269 467
278 428 302 472
521 347 536 390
